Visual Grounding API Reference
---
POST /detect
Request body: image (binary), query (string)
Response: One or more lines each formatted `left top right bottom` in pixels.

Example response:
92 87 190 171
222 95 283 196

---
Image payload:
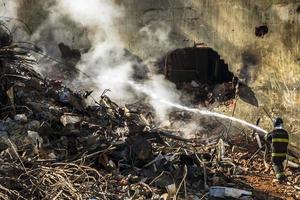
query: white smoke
137 21 176 62
0 0 25 40
0 0 18 19
55 0 137 102
0 0 269 135
1 0 181 121
145 75 180 120
55 0 181 119
171 120 203 139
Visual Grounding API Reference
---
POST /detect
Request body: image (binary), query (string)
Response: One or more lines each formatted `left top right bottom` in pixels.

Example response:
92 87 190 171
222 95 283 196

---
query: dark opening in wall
297 6 300 13
160 46 238 104
162 46 234 85
255 25 268 37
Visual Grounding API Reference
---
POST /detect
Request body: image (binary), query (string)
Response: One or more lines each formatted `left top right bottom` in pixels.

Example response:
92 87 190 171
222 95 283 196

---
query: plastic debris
27 130 43 148
14 114 28 123
58 87 71 104
60 113 82 127
209 186 252 199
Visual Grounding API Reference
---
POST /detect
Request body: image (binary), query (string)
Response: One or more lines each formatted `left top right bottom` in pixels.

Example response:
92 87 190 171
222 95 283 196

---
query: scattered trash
27 130 43 148
58 87 71 104
27 120 41 130
14 114 28 123
60 113 82 127
165 184 176 199
190 81 200 88
254 132 262 148
209 186 252 199
287 160 300 168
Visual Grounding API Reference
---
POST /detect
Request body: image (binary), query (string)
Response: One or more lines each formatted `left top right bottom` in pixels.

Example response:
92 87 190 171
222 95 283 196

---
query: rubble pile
180 80 236 107
0 36 300 200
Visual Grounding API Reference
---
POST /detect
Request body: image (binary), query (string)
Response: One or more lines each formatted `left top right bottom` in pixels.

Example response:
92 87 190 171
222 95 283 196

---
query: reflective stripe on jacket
265 129 289 157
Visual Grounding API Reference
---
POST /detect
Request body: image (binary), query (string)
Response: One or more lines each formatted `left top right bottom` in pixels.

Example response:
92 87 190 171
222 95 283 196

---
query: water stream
127 80 268 134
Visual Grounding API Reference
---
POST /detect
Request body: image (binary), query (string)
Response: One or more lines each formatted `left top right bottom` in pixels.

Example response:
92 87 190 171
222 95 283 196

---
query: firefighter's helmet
273 117 283 127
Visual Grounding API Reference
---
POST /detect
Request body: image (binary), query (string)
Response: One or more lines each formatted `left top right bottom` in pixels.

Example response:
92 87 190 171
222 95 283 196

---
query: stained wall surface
119 0 300 147
15 0 300 148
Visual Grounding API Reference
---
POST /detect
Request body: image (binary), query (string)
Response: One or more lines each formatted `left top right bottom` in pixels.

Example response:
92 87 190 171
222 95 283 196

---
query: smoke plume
0 0 17 18
2 0 181 121
56 0 181 120
0 0 269 136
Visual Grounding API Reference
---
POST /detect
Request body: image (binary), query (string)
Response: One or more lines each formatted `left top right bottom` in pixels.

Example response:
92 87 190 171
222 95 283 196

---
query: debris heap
0 32 300 200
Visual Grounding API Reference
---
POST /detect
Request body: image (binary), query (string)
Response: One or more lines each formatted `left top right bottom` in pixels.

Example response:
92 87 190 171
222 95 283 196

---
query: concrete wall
120 0 300 147
15 0 300 147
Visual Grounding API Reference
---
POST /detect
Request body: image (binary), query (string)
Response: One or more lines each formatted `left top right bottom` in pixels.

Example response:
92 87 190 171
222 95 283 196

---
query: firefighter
265 117 289 182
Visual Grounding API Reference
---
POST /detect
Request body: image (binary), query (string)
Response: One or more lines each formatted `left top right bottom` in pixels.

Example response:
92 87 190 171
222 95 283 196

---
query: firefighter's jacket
265 128 289 162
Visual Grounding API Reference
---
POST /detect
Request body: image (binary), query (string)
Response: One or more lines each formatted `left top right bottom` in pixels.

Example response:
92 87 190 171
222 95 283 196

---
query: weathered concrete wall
14 0 300 147
120 0 300 147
